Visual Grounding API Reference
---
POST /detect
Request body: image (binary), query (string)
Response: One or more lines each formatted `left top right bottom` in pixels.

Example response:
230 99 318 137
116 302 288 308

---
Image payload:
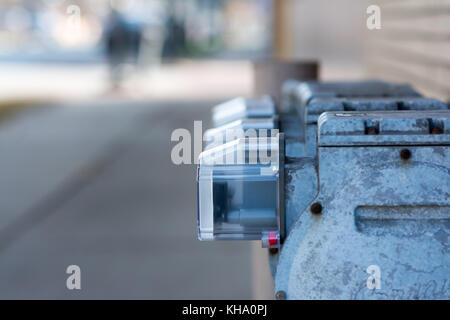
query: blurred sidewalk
0 99 257 299
0 60 277 299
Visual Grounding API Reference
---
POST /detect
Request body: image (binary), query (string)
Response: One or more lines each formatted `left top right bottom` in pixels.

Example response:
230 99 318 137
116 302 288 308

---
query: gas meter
196 81 449 299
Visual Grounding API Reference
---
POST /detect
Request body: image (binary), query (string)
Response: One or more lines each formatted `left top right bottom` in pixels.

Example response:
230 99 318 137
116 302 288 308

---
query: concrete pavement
0 100 258 299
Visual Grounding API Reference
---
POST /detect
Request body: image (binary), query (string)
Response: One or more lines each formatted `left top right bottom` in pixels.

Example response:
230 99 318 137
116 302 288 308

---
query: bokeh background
0 0 448 299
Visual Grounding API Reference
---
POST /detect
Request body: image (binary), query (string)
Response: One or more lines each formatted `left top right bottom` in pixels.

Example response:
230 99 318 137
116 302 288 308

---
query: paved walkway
0 100 255 299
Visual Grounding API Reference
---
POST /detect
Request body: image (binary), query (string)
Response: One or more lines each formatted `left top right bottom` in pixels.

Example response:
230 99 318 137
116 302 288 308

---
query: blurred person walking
103 8 142 90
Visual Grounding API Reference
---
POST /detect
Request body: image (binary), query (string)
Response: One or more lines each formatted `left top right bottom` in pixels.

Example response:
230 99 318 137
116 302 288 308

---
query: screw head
431 127 443 134
366 127 378 135
310 202 322 215
400 148 411 160
275 290 286 300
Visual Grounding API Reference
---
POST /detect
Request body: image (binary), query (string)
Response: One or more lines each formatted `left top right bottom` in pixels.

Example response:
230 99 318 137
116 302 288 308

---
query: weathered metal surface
318 111 450 147
197 80 450 299
288 81 448 159
284 158 318 233
296 81 421 106
274 110 450 299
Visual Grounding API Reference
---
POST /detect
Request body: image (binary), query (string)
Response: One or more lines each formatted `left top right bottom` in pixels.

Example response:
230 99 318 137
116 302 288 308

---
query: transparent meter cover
212 96 275 127
197 135 284 241
204 117 279 149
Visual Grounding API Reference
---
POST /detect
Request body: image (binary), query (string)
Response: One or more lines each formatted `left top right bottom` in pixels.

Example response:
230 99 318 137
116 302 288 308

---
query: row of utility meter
196 80 450 299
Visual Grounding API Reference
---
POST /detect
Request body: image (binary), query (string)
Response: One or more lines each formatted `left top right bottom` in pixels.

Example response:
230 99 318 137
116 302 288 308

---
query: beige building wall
280 0 450 101
364 0 450 102
288 0 370 79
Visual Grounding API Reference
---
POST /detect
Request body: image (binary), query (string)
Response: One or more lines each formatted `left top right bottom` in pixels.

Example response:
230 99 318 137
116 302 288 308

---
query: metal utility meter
212 96 276 126
196 81 450 299
198 96 283 248
204 116 279 149
197 134 284 248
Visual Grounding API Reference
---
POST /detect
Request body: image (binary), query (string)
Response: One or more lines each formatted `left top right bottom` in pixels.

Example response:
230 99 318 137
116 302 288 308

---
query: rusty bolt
275 290 286 300
431 127 443 134
366 127 377 135
400 148 411 160
310 202 322 215
269 248 279 255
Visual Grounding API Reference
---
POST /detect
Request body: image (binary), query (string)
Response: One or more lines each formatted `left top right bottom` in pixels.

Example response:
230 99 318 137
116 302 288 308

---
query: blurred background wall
276 0 450 102
364 0 450 102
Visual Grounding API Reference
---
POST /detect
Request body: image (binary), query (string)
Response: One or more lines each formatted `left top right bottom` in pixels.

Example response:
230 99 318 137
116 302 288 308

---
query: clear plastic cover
212 96 275 127
197 136 282 241
204 117 278 149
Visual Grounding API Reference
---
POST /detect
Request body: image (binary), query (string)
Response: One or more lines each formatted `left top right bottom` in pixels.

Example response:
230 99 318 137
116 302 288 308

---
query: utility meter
196 80 450 299
212 96 276 127
197 135 284 248
204 116 279 148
